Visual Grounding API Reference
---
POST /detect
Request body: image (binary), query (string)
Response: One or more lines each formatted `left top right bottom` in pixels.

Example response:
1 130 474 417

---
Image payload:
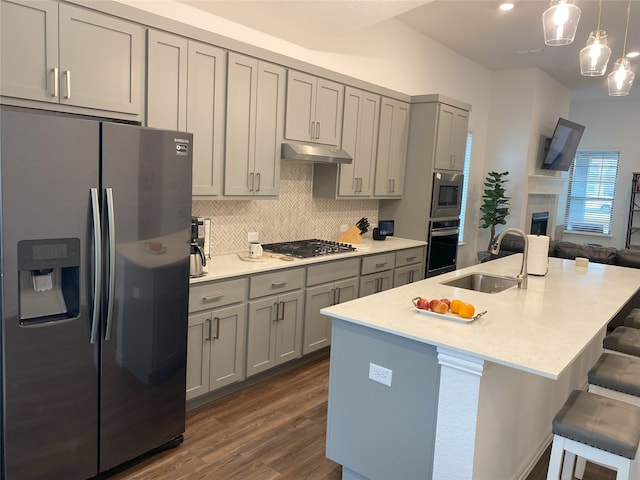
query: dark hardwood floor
107 353 615 480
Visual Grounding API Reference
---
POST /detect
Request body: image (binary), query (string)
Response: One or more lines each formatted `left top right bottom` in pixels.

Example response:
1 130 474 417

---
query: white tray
411 298 486 323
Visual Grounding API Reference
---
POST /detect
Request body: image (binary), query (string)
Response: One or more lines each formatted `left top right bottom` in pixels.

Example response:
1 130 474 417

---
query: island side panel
326 318 440 480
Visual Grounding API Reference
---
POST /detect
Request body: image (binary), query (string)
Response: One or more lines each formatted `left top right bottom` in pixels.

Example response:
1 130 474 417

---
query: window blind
458 131 472 242
564 151 619 235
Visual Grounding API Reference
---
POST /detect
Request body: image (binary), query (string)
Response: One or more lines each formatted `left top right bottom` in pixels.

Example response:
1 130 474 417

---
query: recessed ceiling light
627 51 640 58
499 3 515 11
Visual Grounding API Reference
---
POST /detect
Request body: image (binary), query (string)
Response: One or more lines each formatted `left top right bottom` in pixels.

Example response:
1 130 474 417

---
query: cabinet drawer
189 278 247 312
250 267 305 299
395 247 425 267
306 258 360 287
360 252 395 275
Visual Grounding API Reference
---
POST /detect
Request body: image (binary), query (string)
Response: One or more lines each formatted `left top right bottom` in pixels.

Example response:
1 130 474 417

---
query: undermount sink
441 272 519 294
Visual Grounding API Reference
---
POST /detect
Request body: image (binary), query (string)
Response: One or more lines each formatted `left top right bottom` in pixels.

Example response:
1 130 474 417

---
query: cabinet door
450 108 469 170
284 70 315 142
303 283 333 354
58 4 143 114
225 52 258 196
210 304 246 391
434 105 469 171
339 88 379 197
359 272 393 298
246 296 277 376
394 265 422 288
186 310 212 400
187 41 226 197
0 0 58 103
252 61 285 196
374 98 409 197
314 78 344 146
146 30 188 130
275 290 304 366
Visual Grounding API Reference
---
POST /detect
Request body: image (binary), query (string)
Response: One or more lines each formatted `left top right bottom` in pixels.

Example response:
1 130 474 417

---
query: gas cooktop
261 239 356 258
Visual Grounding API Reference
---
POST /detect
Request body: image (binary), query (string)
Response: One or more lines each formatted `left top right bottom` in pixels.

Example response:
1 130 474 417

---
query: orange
450 299 463 314
458 303 475 319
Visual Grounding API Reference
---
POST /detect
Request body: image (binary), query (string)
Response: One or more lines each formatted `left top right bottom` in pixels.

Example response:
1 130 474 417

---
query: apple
416 297 430 310
440 298 451 308
429 299 449 314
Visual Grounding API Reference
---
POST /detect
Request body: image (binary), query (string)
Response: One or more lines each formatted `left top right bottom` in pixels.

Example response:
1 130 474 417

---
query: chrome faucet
490 228 529 289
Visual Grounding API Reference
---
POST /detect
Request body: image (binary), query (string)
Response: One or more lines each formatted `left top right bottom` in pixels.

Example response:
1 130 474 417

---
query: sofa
486 234 640 269
484 234 640 329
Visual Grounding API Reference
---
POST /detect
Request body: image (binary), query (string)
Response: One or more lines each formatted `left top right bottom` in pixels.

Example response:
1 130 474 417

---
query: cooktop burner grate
261 239 356 258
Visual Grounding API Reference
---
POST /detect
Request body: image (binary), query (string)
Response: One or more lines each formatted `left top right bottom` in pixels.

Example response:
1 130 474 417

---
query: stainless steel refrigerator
0 106 193 479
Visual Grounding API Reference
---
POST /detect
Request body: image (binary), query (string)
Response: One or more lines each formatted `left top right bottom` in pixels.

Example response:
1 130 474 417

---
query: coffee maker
190 217 206 277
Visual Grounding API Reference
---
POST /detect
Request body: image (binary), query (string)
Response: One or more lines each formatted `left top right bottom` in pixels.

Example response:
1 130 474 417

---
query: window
564 151 619 235
458 131 472 242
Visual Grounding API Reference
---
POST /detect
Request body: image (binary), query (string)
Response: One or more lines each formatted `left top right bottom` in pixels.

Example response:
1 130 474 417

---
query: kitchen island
321 255 640 480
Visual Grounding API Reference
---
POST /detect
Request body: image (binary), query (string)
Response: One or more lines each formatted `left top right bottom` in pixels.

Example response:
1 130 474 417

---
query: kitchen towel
527 234 550 276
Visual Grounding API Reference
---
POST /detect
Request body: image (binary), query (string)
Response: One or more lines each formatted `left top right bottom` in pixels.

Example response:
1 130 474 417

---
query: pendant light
608 0 635 96
542 0 581 46
579 1 611 76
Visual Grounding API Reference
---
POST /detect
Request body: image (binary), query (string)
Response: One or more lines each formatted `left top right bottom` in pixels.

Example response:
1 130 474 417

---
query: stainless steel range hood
281 142 352 164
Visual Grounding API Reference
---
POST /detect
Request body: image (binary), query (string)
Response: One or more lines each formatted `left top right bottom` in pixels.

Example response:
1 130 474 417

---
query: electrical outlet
340 224 348 232
248 231 259 243
369 363 392 387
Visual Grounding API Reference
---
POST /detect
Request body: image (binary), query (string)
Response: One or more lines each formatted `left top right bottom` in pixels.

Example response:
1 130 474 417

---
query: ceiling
176 0 640 97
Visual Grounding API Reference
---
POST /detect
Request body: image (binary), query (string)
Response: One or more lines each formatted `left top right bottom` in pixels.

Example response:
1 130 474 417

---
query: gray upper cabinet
313 87 380 199
146 30 188 130
285 70 344 146
374 97 410 198
433 103 469 171
0 0 143 116
147 30 226 196
225 52 284 197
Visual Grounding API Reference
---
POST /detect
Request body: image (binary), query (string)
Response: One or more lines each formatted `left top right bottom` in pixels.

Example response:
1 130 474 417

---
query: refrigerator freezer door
99 123 192 471
1 107 100 479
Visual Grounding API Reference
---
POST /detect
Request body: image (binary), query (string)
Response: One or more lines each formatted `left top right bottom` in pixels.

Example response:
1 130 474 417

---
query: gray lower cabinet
0 0 143 116
146 30 226 196
246 268 305 376
394 246 426 287
225 52 285 197
186 278 247 400
359 252 396 297
304 258 360 354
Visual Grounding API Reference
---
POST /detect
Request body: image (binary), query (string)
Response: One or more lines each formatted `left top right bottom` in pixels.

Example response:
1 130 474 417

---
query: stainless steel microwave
431 171 464 219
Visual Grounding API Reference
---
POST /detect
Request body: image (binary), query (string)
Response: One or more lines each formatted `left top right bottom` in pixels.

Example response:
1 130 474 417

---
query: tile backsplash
192 162 379 255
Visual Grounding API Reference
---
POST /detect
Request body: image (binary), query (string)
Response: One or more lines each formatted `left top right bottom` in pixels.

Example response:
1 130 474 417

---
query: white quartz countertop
321 255 640 379
190 237 426 283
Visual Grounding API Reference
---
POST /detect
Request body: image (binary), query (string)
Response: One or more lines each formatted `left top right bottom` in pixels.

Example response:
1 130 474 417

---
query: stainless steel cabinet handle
273 302 279 322
213 316 220 339
249 172 254 192
388 179 393 193
51 67 59 98
406 256 417 262
310 121 316 138
409 270 414 283
202 292 224 303
335 287 341 304
206 318 212 341
279 301 285 321
63 70 71 99
316 121 320 139
375 262 387 268
271 281 287 288
104 188 116 341
256 172 260 192
89 188 101 344
330 288 336 305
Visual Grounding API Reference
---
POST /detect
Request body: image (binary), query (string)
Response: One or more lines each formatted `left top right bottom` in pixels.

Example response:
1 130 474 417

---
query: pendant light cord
596 0 602 33
623 0 631 57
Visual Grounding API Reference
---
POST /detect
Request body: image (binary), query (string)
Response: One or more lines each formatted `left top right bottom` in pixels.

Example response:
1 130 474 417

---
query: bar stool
603 326 640 358
588 353 640 407
547 390 640 480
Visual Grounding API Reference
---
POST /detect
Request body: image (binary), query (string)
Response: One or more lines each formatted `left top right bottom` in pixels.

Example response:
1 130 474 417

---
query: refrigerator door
1 107 100 479
99 123 192 472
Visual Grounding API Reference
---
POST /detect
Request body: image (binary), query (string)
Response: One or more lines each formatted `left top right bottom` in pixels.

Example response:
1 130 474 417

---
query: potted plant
479 171 510 252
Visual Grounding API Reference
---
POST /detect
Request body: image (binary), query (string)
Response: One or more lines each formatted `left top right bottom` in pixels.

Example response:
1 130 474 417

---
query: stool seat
553 390 640 459
624 309 640 329
589 353 640 397
604 327 640 357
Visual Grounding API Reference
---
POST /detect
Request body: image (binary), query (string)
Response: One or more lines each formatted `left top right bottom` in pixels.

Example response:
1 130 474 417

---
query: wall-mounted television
540 118 586 171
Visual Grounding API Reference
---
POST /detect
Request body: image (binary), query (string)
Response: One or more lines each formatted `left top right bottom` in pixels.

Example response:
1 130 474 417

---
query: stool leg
614 460 630 480
547 435 565 480
562 452 576 480
574 456 586 479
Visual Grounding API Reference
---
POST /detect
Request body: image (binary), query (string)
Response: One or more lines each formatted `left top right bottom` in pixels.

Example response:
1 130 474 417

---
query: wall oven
426 219 460 278
431 171 464 219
